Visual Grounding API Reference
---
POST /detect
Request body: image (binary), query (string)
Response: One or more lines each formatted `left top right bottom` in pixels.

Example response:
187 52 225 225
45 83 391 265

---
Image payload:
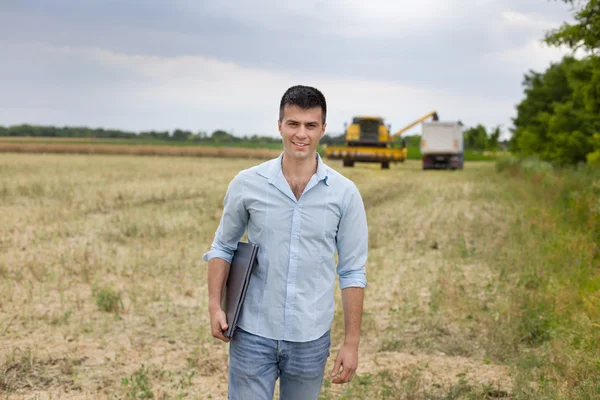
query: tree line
0 123 507 151
0 125 278 144
0 124 354 146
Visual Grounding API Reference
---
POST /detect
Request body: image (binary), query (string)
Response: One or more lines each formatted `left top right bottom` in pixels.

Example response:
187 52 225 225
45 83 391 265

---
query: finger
216 312 229 331
218 321 229 341
212 329 230 343
330 355 342 377
218 333 230 343
211 321 230 343
340 367 356 383
341 361 357 382
339 368 351 383
332 371 347 384
332 365 345 384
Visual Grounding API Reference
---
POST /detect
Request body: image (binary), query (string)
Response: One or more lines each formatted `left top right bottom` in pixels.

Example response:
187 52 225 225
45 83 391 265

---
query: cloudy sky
0 0 575 138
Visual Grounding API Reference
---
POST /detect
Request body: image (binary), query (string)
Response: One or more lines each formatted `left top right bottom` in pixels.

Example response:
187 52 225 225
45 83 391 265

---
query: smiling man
203 85 368 400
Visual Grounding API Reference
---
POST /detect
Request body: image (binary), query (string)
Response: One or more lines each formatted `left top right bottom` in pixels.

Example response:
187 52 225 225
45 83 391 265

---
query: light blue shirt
203 152 368 342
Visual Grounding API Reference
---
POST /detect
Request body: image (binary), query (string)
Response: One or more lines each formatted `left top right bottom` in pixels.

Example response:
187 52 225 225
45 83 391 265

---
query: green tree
463 124 489 151
489 126 501 151
545 0 600 54
321 133 345 146
541 0 600 164
511 56 600 164
401 135 421 148
171 129 191 141
210 130 236 142
510 59 573 156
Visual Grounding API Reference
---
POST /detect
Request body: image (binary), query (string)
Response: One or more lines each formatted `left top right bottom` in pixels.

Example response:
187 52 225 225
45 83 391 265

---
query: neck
281 152 318 179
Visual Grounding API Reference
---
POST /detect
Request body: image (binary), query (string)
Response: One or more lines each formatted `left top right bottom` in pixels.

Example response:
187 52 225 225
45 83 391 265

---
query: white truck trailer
421 122 464 170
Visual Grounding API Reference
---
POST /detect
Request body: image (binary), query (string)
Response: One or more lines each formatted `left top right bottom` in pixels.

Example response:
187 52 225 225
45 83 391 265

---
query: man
203 85 368 400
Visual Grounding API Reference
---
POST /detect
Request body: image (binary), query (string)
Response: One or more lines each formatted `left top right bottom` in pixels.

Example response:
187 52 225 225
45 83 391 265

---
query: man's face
278 105 326 162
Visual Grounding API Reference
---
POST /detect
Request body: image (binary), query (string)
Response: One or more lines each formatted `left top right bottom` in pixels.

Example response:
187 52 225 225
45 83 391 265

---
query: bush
587 151 600 166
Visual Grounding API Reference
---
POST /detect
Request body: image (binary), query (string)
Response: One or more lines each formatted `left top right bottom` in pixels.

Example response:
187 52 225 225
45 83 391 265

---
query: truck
421 121 464 170
325 111 439 169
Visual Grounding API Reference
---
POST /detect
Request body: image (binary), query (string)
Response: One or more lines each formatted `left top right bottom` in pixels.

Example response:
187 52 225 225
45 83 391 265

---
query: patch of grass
122 364 154 399
320 370 404 399
493 157 600 397
406 147 498 161
0 348 75 393
94 287 123 313
463 150 499 162
0 348 36 392
407 146 422 160
122 222 139 238
428 377 510 399
321 368 511 400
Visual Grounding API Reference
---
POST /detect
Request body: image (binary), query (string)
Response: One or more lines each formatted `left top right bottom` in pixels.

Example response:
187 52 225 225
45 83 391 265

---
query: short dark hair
279 85 327 124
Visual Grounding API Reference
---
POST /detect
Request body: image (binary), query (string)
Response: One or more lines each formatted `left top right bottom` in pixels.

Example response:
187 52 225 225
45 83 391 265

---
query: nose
296 126 308 139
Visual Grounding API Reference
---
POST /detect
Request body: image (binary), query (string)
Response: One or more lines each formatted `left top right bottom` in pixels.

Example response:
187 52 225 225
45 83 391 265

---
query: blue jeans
228 328 331 400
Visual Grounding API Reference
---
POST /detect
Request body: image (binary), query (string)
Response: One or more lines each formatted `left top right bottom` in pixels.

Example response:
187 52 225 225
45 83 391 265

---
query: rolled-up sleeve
202 173 249 264
336 186 368 289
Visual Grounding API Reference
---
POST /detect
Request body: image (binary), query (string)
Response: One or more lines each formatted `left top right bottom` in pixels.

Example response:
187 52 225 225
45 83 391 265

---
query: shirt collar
257 152 329 186
315 152 329 184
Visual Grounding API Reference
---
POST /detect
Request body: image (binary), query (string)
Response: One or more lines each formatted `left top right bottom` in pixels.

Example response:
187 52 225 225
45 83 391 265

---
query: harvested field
0 153 522 399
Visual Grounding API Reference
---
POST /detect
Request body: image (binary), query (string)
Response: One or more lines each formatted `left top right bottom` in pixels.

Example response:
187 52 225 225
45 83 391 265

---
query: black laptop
222 242 259 338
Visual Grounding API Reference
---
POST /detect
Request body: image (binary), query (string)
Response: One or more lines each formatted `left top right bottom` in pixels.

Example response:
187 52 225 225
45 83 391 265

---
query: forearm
341 287 364 346
207 258 230 312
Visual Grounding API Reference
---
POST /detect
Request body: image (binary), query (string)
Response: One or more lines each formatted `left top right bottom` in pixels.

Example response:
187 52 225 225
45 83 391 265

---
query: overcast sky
0 0 575 138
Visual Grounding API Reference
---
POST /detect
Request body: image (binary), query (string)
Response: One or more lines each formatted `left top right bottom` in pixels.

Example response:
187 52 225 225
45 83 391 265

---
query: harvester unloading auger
324 111 439 169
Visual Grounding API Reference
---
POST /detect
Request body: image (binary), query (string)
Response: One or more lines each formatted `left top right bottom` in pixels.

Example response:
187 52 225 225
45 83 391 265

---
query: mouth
292 141 309 149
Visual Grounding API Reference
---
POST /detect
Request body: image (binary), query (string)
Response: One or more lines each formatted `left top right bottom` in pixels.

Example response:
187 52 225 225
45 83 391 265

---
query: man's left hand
330 343 358 384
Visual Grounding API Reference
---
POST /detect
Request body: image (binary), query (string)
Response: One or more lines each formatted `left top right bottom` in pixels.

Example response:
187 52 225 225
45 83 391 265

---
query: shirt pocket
246 190 295 243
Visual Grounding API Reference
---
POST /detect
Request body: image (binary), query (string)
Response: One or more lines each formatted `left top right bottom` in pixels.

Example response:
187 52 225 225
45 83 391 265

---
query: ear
278 120 283 138
321 122 327 138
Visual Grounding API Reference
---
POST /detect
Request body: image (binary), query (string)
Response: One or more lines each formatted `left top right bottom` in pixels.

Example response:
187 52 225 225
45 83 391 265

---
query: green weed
94 287 123 313
121 364 153 399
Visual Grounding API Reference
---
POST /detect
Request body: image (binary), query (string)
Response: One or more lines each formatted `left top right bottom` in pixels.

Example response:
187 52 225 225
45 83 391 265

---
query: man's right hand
209 306 230 343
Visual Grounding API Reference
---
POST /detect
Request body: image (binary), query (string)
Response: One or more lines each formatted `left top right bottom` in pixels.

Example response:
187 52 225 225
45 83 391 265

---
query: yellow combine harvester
325 111 439 169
